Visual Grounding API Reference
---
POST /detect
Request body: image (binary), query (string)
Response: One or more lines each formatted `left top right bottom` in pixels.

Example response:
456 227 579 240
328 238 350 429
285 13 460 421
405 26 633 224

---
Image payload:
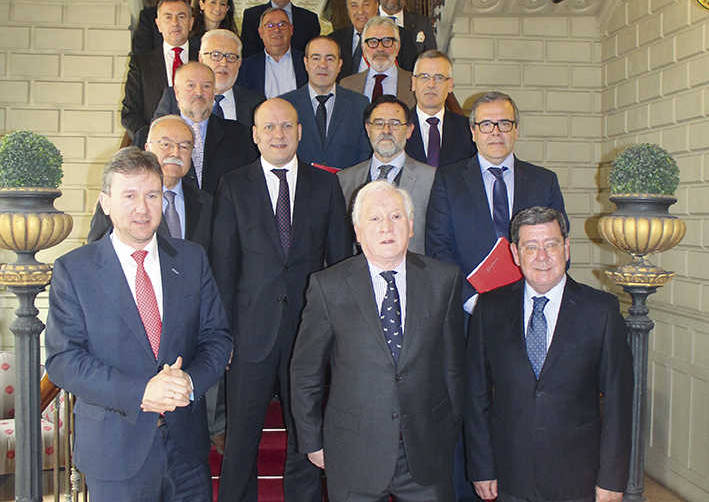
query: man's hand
596 486 623 502
307 449 325 469
141 356 193 413
473 479 498 500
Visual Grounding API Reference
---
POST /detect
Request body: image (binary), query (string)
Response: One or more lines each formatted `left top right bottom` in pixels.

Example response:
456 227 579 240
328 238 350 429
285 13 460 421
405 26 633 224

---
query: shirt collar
163 179 184 198
372 150 406 170
416 106 445 124
180 114 209 129
271 1 292 15
308 84 336 101
265 47 292 63
163 40 189 56
110 230 159 259
478 152 515 172
379 7 404 26
524 274 566 307
368 63 397 80
221 87 235 102
261 154 298 174
368 255 407 276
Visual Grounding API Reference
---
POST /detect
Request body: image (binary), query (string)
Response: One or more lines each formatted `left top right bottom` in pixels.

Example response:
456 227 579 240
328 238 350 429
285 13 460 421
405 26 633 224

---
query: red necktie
132 250 162 358
172 46 183 85
372 74 387 102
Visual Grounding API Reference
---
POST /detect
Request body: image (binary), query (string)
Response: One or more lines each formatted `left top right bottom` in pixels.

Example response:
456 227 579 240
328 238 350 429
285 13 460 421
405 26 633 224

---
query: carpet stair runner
209 399 287 502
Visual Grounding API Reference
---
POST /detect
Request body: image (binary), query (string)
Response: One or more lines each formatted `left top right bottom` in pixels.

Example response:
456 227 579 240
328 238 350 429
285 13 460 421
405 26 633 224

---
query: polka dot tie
526 296 549 379
212 94 225 118
271 169 291 253
132 250 162 358
380 271 403 363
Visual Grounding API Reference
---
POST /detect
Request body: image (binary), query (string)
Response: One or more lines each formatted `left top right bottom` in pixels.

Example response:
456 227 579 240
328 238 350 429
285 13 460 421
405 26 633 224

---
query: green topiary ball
0 130 63 188
609 143 679 195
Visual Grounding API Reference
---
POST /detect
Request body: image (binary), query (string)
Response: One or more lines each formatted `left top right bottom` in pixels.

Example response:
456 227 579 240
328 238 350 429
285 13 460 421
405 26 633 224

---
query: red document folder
466 237 522 293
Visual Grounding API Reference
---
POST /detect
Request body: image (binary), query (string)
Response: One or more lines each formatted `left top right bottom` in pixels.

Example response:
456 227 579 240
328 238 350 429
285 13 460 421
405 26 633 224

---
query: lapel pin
171 267 180 275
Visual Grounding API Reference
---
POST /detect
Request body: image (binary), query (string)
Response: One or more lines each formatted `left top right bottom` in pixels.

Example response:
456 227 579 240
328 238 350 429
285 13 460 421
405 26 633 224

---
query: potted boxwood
0 130 72 280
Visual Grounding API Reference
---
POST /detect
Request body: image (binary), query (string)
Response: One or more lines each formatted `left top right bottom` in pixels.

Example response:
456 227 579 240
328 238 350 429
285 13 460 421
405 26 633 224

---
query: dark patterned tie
212 94 225 118
426 117 441 167
132 250 162 358
163 190 181 238
352 32 362 71
488 166 510 238
377 164 395 181
372 74 387 101
315 94 332 144
271 169 291 253
526 296 549 379
379 271 403 362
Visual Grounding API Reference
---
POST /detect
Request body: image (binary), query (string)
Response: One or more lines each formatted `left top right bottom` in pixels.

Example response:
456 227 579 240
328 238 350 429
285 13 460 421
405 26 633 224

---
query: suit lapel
512 156 528 214
156 237 181 363
399 156 418 194
408 113 426 161
440 112 458 165
150 48 168 93
397 254 423 368
248 160 285 261
538 277 579 381
296 87 322 148
289 161 310 262
325 89 347 149
342 27 354 74
461 156 496 238
257 54 267 94
396 68 408 99
182 181 202 240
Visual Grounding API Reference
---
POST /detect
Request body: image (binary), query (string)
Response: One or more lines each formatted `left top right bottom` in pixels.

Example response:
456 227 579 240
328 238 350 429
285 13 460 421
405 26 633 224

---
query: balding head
174 61 216 122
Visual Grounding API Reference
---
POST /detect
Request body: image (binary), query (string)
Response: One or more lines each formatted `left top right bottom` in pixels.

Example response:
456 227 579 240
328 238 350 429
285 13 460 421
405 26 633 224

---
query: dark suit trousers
499 491 594 502
218 332 321 502
86 422 211 502
330 440 454 502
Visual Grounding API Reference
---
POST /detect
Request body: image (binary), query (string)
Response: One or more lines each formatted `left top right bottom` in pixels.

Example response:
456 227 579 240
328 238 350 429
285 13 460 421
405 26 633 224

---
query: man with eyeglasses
340 16 416 108
240 0 320 59
406 50 475 168
281 36 371 170
466 206 632 502
122 0 199 140
212 98 351 502
338 94 434 254
238 8 308 98
154 29 265 128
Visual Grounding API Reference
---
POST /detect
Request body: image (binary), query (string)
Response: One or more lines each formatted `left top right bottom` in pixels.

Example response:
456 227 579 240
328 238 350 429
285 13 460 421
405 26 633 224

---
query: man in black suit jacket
380 0 436 54
154 29 265 128
131 5 162 55
122 0 198 139
466 207 633 502
212 98 351 502
237 8 308 98
291 180 464 501
88 115 213 252
406 50 475 167
240 0 320 58
330 0 418 80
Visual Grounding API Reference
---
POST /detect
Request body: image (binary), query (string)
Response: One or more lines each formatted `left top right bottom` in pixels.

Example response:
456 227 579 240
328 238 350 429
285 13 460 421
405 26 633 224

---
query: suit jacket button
395 375 402 382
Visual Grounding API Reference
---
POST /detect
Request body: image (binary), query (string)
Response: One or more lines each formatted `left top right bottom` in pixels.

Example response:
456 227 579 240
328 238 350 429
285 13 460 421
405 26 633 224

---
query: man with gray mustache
337 94 434 254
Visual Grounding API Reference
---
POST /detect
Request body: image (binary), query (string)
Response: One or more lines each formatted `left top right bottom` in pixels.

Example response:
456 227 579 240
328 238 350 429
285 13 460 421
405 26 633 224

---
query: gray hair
201 28 242 54
469 91 520 126
413 49 453 76
352 180 414 227
510 206 568 244
101 147 163 194
362 16 399 42
147 115 194 144
259 7 290 26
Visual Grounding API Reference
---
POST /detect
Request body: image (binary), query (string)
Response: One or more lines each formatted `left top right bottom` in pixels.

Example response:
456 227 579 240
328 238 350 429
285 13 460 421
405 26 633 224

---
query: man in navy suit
466 207 632 502
237 8 308 98
406 50 475 168
45 146 232 502
281 36 371 170
212 98 351 502
240 0 320 58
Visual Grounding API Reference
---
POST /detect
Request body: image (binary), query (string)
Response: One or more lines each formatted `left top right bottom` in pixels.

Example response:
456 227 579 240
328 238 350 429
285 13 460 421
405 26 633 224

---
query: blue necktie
212 94 225 118
527 296 549 379
488 166 510 238
380 271 403 363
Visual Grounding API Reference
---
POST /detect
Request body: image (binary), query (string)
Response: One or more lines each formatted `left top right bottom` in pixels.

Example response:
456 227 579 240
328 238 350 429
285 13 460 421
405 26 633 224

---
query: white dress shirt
415 106 445 157
264 49 297 98
379 7 404 27
369 150 406 184
261 155 298 221
478 152 515 219
110 232 163 319
218 88 237 120
308 84 336 134
364 65 398 101
368 257 407 334
523 275 566 350
163 41 189 87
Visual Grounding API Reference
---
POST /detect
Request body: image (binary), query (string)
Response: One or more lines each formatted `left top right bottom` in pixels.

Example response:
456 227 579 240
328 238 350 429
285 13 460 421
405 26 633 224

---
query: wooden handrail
40 373 60 412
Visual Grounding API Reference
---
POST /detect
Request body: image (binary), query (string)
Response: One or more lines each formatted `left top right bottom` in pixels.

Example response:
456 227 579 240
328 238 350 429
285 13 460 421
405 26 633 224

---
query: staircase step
264 399 284 428
258 478 285 502
258 429 287 475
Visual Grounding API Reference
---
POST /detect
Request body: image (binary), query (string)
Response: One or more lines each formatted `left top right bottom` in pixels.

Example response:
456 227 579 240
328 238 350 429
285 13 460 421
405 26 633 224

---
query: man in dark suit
466 206 633 502
330 0 418 80
281 36 371 170
426 91 567 314
212 98 351 502
338 95 434 254
380 0 436 54
45 146 232 502
131 4 162 55
406 50 475 168
240 0 320 58
237 8 308 98
122 0 198 140
88 115 213 253
340 16 416 108
154 29 265 128
138 62 258 194
291 180 464 501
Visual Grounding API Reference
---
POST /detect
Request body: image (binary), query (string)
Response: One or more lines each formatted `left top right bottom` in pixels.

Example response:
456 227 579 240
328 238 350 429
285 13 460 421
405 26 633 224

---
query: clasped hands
141 356 193 414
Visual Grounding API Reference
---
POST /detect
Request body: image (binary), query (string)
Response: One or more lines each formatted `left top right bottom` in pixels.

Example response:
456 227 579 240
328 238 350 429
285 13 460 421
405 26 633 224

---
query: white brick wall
601 1 709 500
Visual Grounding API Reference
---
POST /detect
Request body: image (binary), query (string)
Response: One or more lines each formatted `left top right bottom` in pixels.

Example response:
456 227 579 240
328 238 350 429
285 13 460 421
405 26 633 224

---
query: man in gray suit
291 179 464 501
338 94 435 254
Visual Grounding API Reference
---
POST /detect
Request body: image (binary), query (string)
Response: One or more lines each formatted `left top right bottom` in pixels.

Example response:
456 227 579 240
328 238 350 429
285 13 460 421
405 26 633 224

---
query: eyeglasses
413 73 451 84
264 20 290 30
367 119 407 130
519 241 564 256
201 50 241 63
363 37 397 49
149 138 193 152
473 119 516 133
